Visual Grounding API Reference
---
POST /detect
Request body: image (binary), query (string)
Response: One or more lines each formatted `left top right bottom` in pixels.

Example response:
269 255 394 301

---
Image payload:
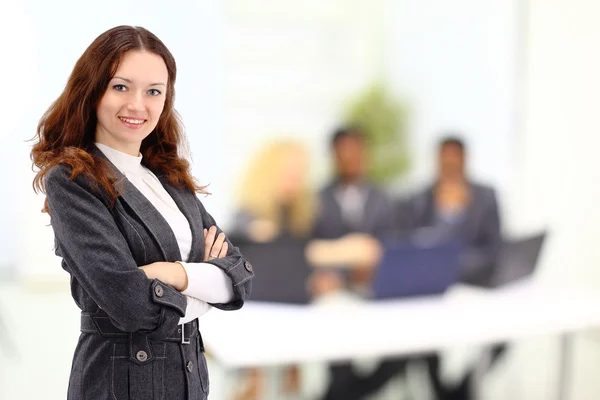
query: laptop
371 240 462 299
237 239 312 304
492 231 546 287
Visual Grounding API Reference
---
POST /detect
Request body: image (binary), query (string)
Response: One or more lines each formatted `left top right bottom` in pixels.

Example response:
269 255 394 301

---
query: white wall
382 0 519 208
511 1 600 397
513 0 600 287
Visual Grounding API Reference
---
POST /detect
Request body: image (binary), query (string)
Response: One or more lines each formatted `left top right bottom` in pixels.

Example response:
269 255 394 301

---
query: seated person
313 126 399 400
401 135 502 286
230 139 314 244
312 126 395 295
400 135 503 400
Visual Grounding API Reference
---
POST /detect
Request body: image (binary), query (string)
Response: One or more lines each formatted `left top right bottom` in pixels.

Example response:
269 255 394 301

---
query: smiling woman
28 25 253 400
95 51 168 156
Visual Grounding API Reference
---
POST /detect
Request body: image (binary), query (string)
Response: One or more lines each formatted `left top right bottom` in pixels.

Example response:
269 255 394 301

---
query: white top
95 143 234 324
334 183 368 228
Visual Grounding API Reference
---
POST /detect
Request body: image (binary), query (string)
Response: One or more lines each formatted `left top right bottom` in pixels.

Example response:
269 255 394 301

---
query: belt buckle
181 324 190 345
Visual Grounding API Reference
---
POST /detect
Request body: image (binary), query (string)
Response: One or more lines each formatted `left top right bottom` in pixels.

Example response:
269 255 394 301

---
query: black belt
80 313 200 345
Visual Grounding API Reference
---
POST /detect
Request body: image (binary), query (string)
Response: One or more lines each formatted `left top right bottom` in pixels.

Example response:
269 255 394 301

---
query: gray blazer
399 182 502 286
311 180 395 239
45 146 253 400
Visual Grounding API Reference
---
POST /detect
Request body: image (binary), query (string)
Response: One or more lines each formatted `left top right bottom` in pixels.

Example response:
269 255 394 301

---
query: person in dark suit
313 127 395 241
29 26 253 400
315 126 402 400
402 136 502 287
399 136 503 400
312 126 395 295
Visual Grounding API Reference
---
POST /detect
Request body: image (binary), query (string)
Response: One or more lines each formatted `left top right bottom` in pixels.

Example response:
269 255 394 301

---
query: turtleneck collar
94 142 145 177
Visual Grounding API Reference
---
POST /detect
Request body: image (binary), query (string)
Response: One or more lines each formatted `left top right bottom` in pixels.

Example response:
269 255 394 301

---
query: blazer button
154 285 164 297
244 261 253 272
136 351 148 362
186 361 193 372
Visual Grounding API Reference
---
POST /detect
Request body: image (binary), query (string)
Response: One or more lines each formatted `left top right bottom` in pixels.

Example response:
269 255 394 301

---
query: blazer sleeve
46 165 187 337
194 197 254 310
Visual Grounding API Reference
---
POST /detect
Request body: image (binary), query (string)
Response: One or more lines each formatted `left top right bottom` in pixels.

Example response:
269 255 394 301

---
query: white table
201 282 600 399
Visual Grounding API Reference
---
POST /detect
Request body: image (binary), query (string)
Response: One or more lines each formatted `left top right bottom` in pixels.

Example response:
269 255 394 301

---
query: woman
232 139 314 243
30 26 253 400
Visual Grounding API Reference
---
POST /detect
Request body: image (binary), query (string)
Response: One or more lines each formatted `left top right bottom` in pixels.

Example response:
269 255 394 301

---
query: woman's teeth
120 117 145 124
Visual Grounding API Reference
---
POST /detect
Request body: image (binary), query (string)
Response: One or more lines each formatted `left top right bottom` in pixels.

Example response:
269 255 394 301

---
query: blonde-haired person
232 139 314 242
230 139 313 400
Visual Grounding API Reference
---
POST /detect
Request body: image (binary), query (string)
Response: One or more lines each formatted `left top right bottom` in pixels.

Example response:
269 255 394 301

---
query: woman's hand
203 225 229 261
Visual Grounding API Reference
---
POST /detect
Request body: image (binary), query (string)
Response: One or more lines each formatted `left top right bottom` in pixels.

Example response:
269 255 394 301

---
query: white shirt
95 143 234 324
334 183 368 229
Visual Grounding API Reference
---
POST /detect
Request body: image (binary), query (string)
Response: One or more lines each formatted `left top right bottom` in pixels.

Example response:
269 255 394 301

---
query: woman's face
95 50 168 156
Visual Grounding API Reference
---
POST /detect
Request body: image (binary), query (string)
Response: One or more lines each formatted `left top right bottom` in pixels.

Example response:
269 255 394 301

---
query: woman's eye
113 84 127 92
148 89 162 96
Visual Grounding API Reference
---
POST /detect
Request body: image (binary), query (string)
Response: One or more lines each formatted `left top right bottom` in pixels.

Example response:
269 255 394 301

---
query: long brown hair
31 25 206 213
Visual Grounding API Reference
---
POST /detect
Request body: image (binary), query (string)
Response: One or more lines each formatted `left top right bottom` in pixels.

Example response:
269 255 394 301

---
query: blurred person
313 126 395 240
312 126 396 294
229 139 311 400
30 26 253 400
400 135 503 400
403 136 502 287
314 126 400 400
231 139 314 243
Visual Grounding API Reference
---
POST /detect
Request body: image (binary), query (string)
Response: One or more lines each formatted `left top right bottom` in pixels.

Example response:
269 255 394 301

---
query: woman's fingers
210 232 226 258
218 242 229 258
203 227 229 261
204 226 217 261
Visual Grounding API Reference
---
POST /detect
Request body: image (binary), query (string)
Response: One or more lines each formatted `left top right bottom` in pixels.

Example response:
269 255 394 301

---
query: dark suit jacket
45 146 253 400
311 180 395 239
397 182 502 286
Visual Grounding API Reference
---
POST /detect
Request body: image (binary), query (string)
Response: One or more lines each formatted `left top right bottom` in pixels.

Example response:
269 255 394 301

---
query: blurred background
1 0 599 399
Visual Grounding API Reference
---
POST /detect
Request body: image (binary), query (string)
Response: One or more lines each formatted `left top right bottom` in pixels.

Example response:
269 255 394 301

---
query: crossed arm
139 226 236 323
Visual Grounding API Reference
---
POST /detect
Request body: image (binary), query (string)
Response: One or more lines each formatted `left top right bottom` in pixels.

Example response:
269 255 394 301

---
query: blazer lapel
91 146 182 262
326 185 348 231
159 178 205 263
361 186 379 232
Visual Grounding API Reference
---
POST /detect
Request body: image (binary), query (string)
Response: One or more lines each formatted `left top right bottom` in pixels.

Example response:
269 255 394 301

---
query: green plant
344 83 410 185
